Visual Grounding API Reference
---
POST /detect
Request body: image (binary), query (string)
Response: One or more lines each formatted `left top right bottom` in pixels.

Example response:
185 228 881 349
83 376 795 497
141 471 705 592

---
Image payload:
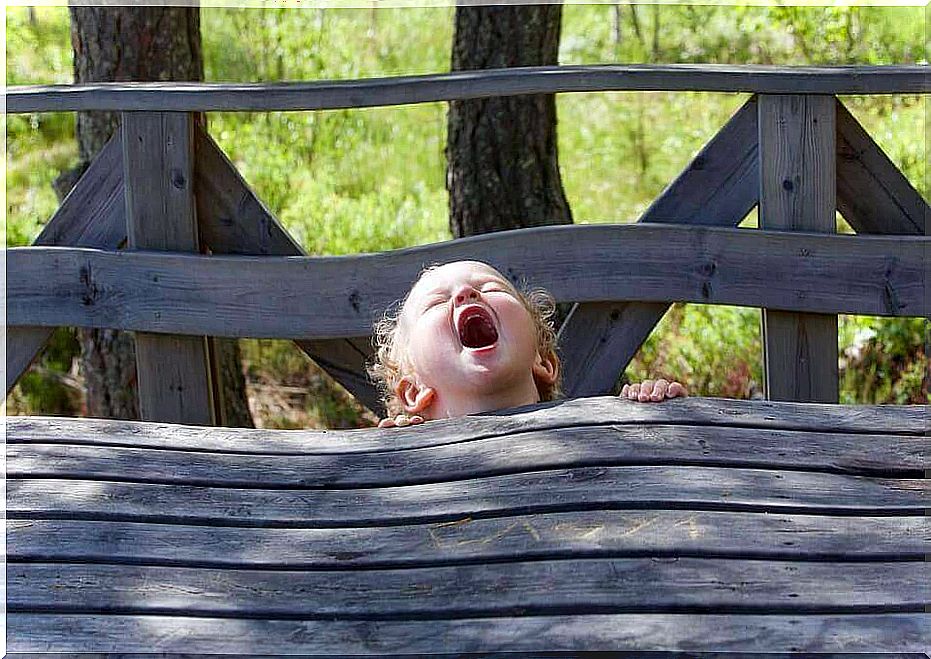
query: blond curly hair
368 264 562 417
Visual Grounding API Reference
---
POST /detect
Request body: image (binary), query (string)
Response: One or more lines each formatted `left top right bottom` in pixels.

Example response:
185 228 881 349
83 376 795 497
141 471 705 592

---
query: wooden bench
6 64 930 654
7 396 930 654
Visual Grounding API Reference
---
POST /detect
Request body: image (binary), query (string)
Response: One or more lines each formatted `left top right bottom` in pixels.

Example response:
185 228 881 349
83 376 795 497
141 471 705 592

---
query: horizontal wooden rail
8 65 929 113
8 224 927 339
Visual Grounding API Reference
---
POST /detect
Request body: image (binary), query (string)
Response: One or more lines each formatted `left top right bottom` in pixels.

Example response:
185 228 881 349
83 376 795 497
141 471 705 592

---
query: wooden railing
7 64 930 424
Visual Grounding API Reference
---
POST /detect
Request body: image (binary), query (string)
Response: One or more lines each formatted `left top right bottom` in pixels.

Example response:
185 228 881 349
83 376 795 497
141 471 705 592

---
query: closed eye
480 282 511 294
423 295 447 311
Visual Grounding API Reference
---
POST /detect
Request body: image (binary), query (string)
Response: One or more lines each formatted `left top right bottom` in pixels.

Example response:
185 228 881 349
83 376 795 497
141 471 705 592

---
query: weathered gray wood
194 127 382 414
639 97 760 227
7 612 929 653
559 97 761 396
9 423 928 488
10 225 927 338
8 65 930 114
7 398 929 653
10 513 927 567
6 133 126 394
8 397 928 454
759 95 838 403
9 466 928 528
836 99 929 236
122 112 213 425
558 301 671 396
10 559 928 616
7 654 924 659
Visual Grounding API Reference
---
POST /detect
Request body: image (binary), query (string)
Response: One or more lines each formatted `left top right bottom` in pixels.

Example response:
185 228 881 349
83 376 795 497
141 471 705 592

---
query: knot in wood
79 264 100 306
169 168 187 190
348 290 362 312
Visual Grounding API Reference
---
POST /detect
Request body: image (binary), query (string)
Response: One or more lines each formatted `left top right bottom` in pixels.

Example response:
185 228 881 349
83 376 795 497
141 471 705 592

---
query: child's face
396 261 553 418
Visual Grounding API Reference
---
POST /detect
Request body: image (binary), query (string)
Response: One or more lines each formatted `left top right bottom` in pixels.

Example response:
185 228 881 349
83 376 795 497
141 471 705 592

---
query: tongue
460 314 499 348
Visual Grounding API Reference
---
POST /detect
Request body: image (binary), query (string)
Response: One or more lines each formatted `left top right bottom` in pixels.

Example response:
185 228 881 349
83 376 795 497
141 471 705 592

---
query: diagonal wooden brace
559 96 761 397
6 133 126 395
835 99 928 237
193 127 385 416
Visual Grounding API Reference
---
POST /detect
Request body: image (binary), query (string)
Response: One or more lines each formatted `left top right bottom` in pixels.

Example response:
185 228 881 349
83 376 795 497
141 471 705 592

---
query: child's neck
427 377 541 419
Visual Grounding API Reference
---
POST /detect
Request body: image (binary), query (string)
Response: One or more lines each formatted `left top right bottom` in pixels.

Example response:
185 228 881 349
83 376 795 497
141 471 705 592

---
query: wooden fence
7 64 930 424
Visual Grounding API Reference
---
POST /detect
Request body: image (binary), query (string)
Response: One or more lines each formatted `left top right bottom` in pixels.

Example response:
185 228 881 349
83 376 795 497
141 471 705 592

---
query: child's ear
396 376 436 414
532 350 559 386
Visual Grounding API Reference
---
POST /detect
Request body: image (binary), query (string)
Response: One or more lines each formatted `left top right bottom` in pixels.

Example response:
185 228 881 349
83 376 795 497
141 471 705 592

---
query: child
369 260 686 427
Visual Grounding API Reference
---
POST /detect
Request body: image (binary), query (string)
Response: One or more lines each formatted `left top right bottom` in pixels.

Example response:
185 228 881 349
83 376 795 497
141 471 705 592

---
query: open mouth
456 305 499 349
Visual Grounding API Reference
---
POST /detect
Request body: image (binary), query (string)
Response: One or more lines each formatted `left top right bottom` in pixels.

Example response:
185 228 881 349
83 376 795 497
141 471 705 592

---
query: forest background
6 4 929 428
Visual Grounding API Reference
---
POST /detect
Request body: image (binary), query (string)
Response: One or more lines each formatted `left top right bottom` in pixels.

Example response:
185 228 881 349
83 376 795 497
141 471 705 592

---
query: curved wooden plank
8 65 929 113
8 467 928 527
10 559 929 617
8 397 929 454
8 613 929 653
8 226 928 338
9 513 928 567
8 424 928 488
9 654 923 659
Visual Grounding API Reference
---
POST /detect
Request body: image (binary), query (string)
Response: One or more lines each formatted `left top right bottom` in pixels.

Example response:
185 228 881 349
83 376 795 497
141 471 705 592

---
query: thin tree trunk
61 6 253 426
446 4 572 238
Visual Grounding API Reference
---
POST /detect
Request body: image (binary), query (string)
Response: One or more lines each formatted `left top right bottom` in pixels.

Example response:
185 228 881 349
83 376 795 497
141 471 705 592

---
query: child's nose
454 285 480 305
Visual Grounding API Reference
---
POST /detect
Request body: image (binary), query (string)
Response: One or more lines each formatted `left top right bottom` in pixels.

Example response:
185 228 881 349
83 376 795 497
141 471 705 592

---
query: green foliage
6 328 83 416
6 5 928 422
627 304 763 399
839 317 930 404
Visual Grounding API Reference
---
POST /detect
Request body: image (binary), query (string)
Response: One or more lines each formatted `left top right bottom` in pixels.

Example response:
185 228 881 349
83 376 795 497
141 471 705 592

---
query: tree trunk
62 6 253 426
446 4 573 238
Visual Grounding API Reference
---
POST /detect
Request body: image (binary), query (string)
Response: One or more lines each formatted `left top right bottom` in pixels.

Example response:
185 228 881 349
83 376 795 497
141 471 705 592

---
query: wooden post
759 95 838 402
122 112 215 424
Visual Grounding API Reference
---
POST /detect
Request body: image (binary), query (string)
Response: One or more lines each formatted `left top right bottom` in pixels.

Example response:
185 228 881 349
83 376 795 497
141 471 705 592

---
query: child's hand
378 414 425 428
621 379 687 402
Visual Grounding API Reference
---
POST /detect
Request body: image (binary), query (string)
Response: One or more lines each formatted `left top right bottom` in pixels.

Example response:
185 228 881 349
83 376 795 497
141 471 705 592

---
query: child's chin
454 359 502 383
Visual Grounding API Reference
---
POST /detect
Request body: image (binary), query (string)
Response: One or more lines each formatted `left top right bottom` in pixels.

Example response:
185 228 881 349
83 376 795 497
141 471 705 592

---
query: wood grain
8 65 929 113
8 397 928 654
10 513 927 567
836 99 928 236
122 112 214 425
194 127 382 413
6 132 126 394
759 95 838 403
8 423 928 488
8 397 928 454
9 465 928 528
559 97 760 396
8 612 929 652
9 225 927 338
10 559 928 616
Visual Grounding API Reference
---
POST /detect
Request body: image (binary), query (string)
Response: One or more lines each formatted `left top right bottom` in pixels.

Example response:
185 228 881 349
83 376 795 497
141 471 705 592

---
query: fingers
638 379 654 402
621 379 689 402
667 382 688 398
378 414 425 428
649 378 668 401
